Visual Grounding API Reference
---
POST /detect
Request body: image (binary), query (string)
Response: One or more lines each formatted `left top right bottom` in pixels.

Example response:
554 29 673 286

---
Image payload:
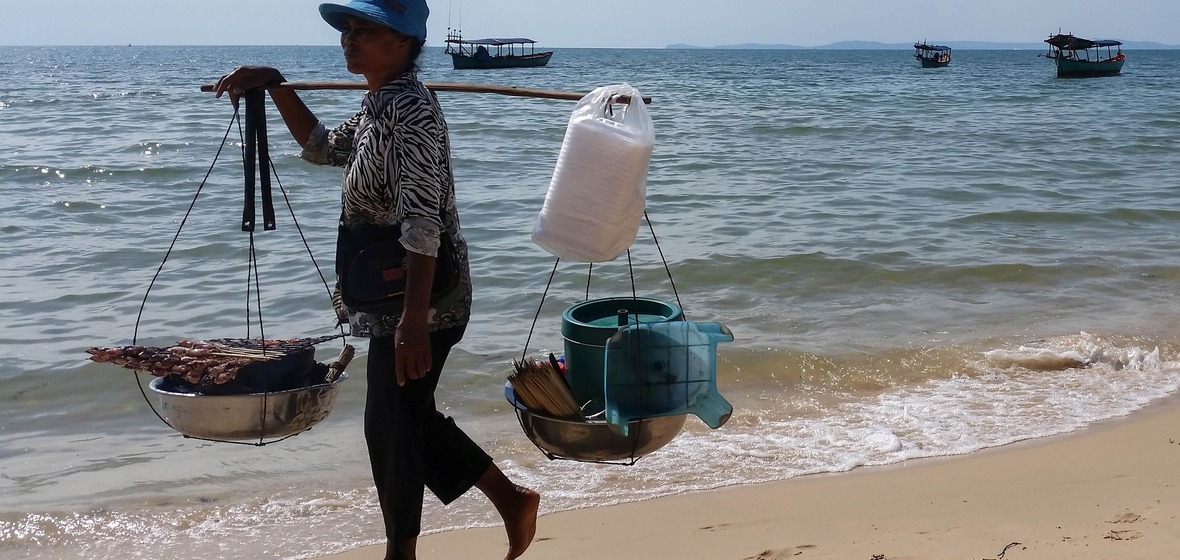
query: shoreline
319 397 1180 559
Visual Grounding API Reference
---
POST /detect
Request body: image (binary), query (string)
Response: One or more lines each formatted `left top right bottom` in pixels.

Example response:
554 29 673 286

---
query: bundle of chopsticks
508 355 583 420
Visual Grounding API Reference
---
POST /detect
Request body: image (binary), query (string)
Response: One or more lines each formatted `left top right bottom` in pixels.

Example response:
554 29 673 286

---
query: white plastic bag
532 83 654 263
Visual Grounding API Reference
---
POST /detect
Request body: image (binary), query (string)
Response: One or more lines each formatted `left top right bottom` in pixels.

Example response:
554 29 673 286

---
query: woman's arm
394 249 436 385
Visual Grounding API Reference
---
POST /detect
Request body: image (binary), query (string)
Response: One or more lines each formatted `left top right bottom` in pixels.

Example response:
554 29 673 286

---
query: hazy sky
3 0 1178 48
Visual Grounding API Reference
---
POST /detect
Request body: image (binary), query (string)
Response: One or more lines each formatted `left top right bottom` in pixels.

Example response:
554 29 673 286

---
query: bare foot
476 464 541 559
500 484 540 559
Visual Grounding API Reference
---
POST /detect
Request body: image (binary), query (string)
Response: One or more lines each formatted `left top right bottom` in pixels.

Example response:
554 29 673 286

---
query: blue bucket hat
319 0 429 42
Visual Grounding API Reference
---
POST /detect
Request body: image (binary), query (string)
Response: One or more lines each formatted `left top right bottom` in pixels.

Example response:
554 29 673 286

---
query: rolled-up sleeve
298 122 331 164
299 114 361 167
400 216 441 257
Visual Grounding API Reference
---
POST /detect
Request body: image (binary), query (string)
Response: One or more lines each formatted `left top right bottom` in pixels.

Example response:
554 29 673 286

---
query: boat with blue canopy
1042 33 1126 77
444 30 553 69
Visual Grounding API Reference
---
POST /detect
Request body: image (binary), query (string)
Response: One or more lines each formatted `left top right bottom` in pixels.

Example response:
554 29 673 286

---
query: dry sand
319 397 1180 560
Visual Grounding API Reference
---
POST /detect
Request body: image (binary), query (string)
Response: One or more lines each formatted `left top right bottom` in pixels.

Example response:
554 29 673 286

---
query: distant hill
666 40 1179 50
666 42 807 50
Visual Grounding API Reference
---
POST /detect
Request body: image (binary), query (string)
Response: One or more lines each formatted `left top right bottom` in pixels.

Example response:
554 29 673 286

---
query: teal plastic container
561 297 683 411
603 321 734 437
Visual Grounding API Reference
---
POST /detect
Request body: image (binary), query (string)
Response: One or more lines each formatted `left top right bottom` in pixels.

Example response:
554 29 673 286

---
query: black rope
244 232 271 446
528 214 685 343
583 262 593 301
184 432 301 447
267 157 348 340
129 106 241 429
247 235 268 350
520 258 560 363
131 371 170 429
643 210 685 317
625 249 636 299
243 235 255 338
132 105 239 344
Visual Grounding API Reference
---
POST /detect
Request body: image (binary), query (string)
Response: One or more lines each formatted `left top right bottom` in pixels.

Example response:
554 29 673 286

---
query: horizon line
3 39 1178 49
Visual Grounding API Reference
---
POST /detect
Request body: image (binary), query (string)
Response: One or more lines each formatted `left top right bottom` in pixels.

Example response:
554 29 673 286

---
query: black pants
365 326 493 550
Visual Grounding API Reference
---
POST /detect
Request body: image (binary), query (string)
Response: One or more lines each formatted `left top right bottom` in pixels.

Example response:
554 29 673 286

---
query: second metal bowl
505 383 685 462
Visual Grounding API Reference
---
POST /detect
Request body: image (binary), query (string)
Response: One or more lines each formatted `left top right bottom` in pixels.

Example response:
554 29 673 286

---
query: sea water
3 45 1180 559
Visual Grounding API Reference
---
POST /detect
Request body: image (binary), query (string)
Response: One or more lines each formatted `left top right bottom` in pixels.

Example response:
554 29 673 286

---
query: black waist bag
336 222 461 315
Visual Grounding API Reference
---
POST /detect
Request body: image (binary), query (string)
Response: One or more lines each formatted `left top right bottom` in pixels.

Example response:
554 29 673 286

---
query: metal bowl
149 373 348 441
505 384 685 462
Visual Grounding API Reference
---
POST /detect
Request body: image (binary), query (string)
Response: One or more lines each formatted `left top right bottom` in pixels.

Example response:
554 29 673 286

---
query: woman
213 1 539 559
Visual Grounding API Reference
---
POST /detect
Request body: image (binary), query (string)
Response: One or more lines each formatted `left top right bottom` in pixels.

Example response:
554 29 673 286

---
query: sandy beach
319 397 1180 560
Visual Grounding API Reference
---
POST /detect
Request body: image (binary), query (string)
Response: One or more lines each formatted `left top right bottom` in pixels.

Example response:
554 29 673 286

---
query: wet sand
319 397 1180 560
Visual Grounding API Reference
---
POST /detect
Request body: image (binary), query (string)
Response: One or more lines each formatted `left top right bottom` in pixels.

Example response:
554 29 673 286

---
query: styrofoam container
533 84 654 262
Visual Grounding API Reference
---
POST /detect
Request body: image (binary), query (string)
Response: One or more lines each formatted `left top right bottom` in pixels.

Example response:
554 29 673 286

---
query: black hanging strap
242 91 257 231
242 89 276 231
257 98 276 231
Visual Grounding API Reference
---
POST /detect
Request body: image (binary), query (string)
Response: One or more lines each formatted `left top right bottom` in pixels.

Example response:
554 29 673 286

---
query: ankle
383 538 416 560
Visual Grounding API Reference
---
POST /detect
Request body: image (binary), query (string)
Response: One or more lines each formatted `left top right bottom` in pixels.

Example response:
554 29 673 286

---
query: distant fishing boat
913 41 951 68
444 29 553 70
1042 33 1126 77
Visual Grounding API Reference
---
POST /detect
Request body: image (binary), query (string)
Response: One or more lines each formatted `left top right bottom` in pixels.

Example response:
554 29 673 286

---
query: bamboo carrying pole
199 80 652 104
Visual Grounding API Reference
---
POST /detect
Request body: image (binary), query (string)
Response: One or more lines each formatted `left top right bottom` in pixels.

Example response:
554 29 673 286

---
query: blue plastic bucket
560 297 683 411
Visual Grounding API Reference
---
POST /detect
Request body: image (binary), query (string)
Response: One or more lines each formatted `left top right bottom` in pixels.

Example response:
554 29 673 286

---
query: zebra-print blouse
301 72 472 337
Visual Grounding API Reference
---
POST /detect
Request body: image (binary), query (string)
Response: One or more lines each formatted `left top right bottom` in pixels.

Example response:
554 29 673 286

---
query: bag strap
242 89 276 232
